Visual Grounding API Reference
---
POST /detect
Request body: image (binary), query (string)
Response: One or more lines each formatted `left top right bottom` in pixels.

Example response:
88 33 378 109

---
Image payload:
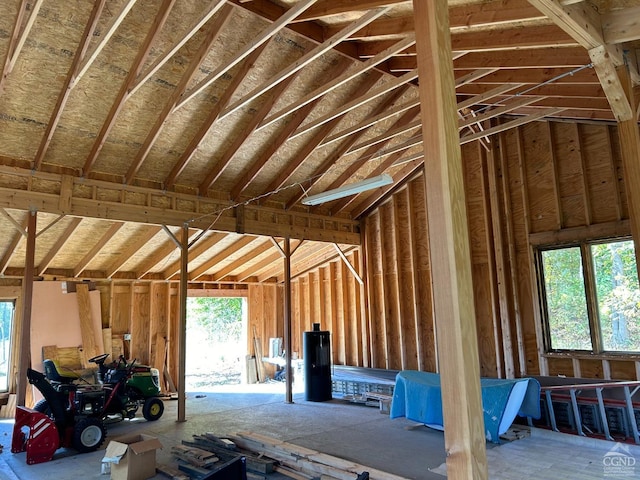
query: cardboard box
102 433 162 480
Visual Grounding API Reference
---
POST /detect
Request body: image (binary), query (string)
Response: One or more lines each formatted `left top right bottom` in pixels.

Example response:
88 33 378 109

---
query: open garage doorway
185 296 247 391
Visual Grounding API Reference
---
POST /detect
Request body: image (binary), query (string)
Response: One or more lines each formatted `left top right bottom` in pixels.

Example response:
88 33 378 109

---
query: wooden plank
253 325 266 383
232 432 409 480
379 202 401 370
42 345 59 362
0 394 16 418
16 211 35 407
102 328 113 359
171 445 219 468
394 189 418 370
616 65 640 280
365 212 386 368
515 126 548 376
112 337 125 361
131 284 151 365
176 0 318 109
413 1 488 478
482 144 515 378
407 178 436 373
77 282 99 368
57 347 82 368
156 464 189 480
496 134 527 375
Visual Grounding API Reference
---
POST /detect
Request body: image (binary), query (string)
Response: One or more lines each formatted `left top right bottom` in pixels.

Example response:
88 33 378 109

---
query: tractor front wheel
72 417 106 453
142 397 164 421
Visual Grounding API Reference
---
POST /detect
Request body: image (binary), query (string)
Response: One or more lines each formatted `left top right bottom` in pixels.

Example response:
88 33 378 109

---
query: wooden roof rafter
264 72 383 199
128 0 226 97
33 0 107 171
258 35 416 132
330 138 421 216
349 156 423 218
291 0 408 23
37 217 83 277
309 104 419 215
198 73 297 195
174 0 318 111
71 0 139 89
234 239 304 282
527 0 640 121
286 245 355 281
162 231 228 280
228 75 334 201
287 85 412 209
460 107 566 145
135 227 198 279
288 68 419 142
0 213 28 276
105 225 163 279
210 238 275 281
327 1 549 41
0 0 43 94
164 41 268 189
73 221 124 277
82 0 176 176
217 6 393 123
189 236 257 281
125 3 234 185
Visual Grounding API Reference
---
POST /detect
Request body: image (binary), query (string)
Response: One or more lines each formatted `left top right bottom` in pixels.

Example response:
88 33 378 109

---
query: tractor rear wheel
142 397 164 421
72 417 106 453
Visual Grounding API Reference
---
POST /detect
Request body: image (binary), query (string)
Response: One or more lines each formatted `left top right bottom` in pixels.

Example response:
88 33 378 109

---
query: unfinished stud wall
17 123 636 388
363 181 438 372
352 120 638 380
290 251 369 368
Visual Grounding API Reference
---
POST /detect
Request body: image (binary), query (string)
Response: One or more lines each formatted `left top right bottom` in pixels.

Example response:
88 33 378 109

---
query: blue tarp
390 370 541 443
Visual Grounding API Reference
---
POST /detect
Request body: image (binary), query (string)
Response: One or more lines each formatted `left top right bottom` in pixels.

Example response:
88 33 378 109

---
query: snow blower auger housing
11 368 106 464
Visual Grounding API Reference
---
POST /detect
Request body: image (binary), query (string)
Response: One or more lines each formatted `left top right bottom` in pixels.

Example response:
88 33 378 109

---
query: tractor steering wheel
88 353 110 365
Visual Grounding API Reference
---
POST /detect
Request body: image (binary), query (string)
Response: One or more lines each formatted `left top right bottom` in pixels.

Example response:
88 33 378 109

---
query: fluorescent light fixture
301 174 393 206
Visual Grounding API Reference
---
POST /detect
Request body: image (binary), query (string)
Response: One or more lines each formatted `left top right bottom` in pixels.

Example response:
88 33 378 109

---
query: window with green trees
0 300 14 392
539 239 640 353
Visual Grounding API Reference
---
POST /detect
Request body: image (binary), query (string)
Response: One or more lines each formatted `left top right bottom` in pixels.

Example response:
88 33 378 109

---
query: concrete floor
1 383 639 479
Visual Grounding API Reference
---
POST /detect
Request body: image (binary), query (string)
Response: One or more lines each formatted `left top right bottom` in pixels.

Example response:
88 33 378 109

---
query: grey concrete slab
2 383 639 479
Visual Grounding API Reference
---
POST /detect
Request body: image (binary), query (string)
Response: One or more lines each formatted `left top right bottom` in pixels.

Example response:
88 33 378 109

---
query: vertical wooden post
16 210 36 407
178 223 188 422
412 1 488 478
616 65 640 279
284 237 293 403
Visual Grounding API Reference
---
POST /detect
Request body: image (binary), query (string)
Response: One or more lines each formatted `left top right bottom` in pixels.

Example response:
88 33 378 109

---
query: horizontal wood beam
0 166 361 245
529 220 631 245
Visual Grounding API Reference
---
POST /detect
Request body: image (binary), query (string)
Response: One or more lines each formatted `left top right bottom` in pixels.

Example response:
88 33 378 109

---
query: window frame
536 236 639 355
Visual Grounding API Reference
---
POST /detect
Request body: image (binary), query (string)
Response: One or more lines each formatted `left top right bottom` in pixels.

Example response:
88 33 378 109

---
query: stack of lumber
160 434 276 480
159 433 407 480
228 432 409 480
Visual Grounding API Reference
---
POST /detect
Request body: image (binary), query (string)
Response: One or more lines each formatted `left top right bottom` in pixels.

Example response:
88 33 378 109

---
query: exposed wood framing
16 210 36 407
616 65 640 279
413 1 487 477
0 166 361 245
0 0 44 93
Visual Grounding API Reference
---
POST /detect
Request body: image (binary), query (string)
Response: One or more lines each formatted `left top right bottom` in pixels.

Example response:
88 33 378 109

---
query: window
0 300 14 392
538 239 640 353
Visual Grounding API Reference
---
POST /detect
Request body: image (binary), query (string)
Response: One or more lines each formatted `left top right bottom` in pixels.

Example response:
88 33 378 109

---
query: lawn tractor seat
43 359 79 384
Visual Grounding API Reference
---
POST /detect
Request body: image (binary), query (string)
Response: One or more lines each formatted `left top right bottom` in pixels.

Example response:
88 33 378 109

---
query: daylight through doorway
185 297 247 391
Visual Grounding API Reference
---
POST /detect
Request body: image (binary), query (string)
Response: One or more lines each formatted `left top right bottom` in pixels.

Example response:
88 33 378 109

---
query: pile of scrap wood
228 431 409 480
158 432 408 480
158 433 276 480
